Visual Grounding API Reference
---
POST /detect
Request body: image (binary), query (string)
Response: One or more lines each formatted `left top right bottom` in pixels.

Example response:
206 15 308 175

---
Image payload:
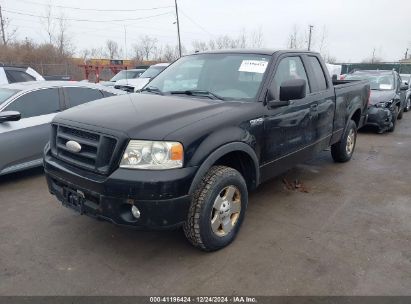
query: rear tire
331 120 357 163
183 166 248 251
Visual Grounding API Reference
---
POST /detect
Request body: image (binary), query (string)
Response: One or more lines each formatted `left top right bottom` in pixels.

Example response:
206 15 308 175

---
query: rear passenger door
303 55 335 149
0 88 63 173
63 87 104 108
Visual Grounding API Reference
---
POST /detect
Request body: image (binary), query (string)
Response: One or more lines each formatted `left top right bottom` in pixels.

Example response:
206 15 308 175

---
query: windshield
110 70 145 82
0 88 20 107
140 66 167 79
345 73 395 90
146 54 270 101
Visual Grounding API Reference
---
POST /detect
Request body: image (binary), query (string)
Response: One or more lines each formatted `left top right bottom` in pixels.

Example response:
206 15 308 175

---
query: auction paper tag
238 60 268 74
379 84 392 90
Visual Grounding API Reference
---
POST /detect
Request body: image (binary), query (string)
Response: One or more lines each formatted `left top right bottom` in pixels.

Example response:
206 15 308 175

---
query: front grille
51 124 118 174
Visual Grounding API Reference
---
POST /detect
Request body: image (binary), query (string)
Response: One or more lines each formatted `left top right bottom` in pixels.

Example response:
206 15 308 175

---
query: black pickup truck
44 50 370 251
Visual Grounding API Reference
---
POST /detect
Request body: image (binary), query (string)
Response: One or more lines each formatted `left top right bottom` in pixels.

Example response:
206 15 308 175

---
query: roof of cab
192 49 319 56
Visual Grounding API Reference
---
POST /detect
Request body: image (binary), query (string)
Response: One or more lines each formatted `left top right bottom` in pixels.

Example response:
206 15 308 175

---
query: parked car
114 63 169 92
44 50 369 251
0 81 124 175
325 63 342 78
345 70 408 133
0 65 44 85
100 69 147 87
400 73 411 112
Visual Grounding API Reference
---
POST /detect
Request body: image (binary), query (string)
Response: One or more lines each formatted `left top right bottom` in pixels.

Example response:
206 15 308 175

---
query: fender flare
188 142 260 194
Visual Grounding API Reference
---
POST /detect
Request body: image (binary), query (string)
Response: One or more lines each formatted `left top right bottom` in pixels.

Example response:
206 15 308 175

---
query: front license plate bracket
63 188 85 214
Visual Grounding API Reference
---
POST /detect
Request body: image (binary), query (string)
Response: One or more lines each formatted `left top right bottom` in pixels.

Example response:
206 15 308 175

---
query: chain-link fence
341 63 411 74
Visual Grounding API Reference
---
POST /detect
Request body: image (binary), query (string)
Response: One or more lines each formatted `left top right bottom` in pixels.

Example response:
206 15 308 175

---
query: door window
65 87 104 107
307 56 328 92
5 88 60 118
272 57 310 100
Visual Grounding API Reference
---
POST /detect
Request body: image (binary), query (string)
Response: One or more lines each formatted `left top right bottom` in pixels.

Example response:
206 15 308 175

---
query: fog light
131 205 141 219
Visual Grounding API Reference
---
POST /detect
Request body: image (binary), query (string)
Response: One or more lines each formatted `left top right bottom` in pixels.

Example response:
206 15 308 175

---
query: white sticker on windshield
239 60 268 74
379 84 392 90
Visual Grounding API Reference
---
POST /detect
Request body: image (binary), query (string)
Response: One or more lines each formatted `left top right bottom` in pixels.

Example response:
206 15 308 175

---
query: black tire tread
331 120 357 163
183 165 242 251
388 106 398 132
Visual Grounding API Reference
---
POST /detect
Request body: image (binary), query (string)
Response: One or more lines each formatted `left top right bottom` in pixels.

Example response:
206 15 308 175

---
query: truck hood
54 93 233 140
369 90 395 105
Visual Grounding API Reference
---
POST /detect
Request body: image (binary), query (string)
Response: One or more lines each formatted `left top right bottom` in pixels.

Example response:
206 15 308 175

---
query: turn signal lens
170 143 184 161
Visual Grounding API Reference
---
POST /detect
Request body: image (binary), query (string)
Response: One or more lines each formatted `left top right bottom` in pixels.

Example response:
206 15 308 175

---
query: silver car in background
400 74 411 112
0 81 124 175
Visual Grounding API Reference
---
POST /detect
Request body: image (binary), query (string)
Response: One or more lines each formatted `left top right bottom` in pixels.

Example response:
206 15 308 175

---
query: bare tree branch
106 40 119 59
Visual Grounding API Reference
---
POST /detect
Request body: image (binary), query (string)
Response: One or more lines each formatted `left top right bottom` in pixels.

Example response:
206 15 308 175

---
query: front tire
183 166 248 251
388 106 398 132
331 120 357 163
404 98 410 112
398 105 404 120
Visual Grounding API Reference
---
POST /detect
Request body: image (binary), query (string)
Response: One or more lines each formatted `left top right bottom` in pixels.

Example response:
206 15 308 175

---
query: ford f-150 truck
44 50 370 251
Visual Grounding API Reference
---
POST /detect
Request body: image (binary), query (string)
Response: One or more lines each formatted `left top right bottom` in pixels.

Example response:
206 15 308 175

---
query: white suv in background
114 63 170 92
0 65 45 85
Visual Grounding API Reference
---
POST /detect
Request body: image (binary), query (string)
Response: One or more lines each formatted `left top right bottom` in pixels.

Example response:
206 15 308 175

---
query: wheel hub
211 185 241 237
346 128 355 155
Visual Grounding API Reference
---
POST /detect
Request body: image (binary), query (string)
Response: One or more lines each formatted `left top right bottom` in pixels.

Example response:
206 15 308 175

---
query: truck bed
331 79 370 143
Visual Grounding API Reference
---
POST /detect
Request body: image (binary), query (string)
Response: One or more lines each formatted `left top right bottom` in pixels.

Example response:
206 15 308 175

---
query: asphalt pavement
1 116 410 295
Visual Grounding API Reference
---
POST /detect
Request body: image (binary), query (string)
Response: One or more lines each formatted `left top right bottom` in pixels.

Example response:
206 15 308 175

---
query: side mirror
400 84 408 91
0 111 21 123
280 79 307 101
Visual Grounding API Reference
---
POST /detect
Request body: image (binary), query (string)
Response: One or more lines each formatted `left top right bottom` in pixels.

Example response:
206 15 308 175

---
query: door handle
310 104 318 111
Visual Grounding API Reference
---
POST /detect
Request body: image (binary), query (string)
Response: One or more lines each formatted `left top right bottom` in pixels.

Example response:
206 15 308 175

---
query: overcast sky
2 0 411 62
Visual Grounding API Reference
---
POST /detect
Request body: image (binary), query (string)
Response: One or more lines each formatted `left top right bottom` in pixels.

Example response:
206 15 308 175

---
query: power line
179 9 214 37
11 0 173 12
2 8 173 23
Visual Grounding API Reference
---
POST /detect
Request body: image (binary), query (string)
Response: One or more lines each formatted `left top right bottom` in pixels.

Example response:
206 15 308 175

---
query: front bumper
44 148 197 229
365 106 393 132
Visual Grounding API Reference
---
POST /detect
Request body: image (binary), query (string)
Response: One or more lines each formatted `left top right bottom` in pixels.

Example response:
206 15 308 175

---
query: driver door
261 55 318 180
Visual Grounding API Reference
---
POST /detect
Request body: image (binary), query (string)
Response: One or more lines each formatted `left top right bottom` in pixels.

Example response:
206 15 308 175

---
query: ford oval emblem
66 140 82 153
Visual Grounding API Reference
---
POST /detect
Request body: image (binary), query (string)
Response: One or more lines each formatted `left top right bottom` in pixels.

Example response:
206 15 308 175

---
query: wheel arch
350 108 362 128
189 142 260 194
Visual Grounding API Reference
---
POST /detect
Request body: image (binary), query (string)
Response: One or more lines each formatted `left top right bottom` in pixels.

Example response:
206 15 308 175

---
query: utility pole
124 25 127 60
405 48 409 60
307 25 314 51
371 48 376 63
0 5 7 45
174 0 182 57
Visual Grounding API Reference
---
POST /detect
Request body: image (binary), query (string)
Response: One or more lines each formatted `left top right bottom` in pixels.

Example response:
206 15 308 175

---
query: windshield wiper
141 86 163 95
169 90 225 100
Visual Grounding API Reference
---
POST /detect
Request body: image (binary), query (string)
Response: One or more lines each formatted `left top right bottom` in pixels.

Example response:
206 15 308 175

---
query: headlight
375 100 392 108
120 140 183 169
